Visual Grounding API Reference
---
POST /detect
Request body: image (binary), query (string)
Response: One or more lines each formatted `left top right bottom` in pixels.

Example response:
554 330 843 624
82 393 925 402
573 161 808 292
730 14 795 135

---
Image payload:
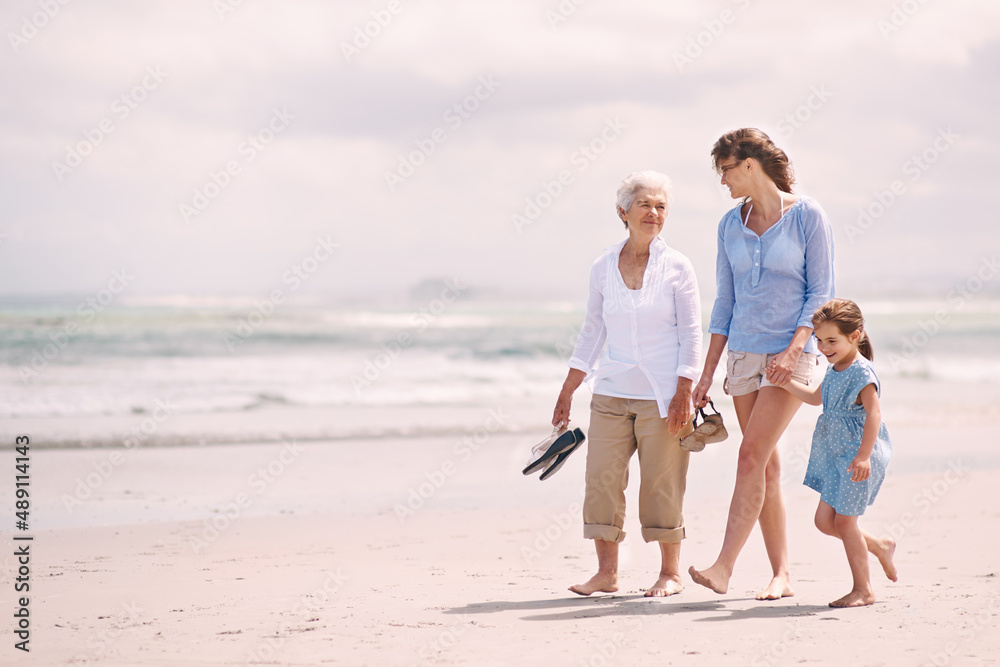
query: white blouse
568 236 702 418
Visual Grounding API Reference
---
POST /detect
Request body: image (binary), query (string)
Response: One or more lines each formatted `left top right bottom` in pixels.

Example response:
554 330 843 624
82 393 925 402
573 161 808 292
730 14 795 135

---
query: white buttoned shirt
568 236 703 418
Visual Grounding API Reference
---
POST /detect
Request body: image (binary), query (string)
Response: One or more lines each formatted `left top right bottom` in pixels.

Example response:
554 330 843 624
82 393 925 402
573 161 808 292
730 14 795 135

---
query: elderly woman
689 128 835 600
552 171 702 597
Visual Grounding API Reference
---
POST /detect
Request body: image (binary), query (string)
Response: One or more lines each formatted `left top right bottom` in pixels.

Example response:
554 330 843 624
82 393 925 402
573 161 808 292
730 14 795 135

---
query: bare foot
569 572 619 596
645 574 684 597
756 575 795 601
829 589 876 608
688 565 728 594
874 538 898 582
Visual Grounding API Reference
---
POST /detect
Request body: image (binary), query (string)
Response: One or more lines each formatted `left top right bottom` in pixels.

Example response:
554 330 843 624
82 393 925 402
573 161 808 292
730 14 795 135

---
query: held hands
765 348 801 387
848 456 871 482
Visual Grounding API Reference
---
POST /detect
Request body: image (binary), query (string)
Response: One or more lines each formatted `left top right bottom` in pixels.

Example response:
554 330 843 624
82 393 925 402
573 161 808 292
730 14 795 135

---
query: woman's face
718 157 750 199
620 188 667 238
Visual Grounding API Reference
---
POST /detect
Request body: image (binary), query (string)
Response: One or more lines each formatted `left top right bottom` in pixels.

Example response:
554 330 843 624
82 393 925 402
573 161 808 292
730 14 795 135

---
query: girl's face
814 321 861 370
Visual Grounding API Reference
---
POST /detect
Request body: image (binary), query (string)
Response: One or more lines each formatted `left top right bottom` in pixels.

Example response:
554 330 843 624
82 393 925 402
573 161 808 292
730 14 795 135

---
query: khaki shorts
723 350 818 397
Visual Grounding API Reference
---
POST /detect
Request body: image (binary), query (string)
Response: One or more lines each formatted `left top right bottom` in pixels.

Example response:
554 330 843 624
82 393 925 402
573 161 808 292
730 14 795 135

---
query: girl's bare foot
874 538 898 582
645 574 684 597
829 588 876 608
756 574 795 600
688 565 729 594
569 572 619 596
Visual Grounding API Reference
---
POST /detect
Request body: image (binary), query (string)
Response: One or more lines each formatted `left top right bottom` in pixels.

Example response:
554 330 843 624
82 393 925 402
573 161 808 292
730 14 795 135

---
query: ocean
2 297 999 448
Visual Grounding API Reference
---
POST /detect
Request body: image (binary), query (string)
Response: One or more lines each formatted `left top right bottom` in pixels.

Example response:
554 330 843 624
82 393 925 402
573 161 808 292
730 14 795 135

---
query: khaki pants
583 394 693 544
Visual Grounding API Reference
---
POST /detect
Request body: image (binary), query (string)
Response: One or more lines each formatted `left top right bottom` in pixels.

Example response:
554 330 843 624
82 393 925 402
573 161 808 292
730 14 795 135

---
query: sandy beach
4 377 1000 667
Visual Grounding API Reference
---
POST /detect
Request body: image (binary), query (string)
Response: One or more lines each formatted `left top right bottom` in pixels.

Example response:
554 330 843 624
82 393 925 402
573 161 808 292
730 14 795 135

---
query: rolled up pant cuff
641 526 685 543
583 524 626 543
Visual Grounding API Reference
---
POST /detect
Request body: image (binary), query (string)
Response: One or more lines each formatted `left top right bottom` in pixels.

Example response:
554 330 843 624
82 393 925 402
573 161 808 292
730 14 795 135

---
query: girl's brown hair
711 128 795 194
811 298 873 361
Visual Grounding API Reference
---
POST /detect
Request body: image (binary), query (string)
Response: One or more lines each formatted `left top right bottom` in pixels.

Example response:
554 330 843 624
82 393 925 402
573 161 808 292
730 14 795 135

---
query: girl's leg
816 501 897 582
830 513 876 607
689 387 802 594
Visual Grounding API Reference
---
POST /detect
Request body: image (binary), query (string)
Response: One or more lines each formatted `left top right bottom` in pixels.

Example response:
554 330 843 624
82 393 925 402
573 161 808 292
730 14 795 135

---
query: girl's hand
692 372 713 408
848 456 871 482
552 391 572 427
765 347 802 387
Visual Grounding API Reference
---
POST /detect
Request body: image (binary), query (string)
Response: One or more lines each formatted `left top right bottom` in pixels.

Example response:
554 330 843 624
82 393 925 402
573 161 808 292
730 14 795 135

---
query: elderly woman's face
620 188 667 236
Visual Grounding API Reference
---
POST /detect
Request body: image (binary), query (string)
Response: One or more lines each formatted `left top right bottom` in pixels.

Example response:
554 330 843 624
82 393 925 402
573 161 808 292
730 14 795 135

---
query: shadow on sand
444 594 833 622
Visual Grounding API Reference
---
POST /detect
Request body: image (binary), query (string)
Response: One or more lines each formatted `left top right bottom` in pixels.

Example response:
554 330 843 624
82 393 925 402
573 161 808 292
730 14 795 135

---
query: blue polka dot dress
803 357 892 516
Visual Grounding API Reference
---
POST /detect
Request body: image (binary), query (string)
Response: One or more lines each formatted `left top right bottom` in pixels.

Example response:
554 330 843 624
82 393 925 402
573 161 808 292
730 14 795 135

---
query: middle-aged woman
689 128 835 600
552 170 702 598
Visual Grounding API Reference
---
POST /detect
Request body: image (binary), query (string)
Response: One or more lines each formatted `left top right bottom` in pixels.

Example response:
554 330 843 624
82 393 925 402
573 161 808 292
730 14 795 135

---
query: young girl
772 298 897 607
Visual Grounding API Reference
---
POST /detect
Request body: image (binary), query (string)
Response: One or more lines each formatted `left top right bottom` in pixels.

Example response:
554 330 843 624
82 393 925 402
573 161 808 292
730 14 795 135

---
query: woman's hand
666 379 693 436
552 390 573 427
765 346 802 387
848 456 871 482
692 372 713 408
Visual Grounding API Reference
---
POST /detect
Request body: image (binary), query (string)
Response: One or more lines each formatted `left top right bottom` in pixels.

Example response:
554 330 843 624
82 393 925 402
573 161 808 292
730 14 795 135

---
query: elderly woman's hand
666 378 694 436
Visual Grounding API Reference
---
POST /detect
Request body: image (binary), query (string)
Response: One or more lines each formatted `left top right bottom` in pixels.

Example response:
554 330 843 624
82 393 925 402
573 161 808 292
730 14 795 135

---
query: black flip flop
539 429 586 480
522 428 580 476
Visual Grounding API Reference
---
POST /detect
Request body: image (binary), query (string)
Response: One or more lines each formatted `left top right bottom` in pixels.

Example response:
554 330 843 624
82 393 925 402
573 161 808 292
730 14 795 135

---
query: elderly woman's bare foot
645 574 683 597
756 575 795 600
874 538 898 582
829 589 875 608
688 565 729 594
569 572 618 596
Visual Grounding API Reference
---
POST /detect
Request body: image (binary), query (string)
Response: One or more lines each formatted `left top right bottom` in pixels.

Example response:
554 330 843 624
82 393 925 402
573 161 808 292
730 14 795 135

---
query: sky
2 0 998 305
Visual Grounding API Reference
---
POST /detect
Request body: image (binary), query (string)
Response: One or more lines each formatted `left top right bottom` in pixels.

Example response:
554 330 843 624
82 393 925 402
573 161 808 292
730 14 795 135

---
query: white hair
615 171 673 223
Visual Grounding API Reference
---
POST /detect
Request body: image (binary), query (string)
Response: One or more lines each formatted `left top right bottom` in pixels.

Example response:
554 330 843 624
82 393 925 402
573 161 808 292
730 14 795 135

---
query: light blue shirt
708 195 835 355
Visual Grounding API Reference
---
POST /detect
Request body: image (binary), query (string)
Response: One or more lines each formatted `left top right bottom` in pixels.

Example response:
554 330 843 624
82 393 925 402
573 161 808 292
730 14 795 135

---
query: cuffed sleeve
568 258 607 374
797 200 836 330
673 256 702 381
708 216 735 337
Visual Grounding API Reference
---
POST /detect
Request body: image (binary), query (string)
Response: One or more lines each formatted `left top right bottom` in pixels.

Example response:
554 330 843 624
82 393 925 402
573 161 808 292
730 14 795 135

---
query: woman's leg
830 513 876 607
689 387 802 594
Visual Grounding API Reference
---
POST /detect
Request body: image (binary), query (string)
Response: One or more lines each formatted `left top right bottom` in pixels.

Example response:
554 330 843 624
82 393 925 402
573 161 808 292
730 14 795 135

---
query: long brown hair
811 298 874 361
711 128 795 194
